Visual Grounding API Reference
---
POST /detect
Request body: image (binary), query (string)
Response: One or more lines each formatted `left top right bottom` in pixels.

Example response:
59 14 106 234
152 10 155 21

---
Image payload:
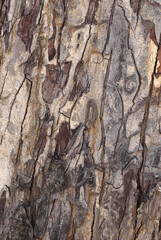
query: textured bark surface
1 0 161 239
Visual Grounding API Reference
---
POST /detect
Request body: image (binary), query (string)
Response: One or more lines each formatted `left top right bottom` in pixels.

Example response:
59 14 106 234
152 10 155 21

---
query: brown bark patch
54 122 71 157
156 46 161 78
17 0 42 51
130 0 139 12
42 64 59 104
60 61 72 87
17 159 35 190
48 26 56 61
85 0 99 23
142 19 154 41
42 62 72 103
150 26 158 46
0 191 6 220
33 122 48 157
85 100 98 128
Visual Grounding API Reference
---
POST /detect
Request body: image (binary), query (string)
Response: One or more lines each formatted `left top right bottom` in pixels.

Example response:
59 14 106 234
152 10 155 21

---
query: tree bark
1 0 161 239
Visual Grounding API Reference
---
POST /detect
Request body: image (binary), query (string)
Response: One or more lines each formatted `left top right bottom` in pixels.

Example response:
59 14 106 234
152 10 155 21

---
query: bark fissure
7 78 26 128
19 77 32 140
134 34 161 238
81 0 99 61
57 0 67 64
102 0 117 56
1 1 161 240
90 199 96 240
15 77 32 165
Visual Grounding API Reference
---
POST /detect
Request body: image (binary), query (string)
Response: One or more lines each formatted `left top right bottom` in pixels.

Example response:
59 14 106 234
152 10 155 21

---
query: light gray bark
0 0 161 239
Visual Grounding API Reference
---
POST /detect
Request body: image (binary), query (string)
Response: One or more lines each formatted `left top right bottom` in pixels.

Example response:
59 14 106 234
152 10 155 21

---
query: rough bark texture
1 0 161 239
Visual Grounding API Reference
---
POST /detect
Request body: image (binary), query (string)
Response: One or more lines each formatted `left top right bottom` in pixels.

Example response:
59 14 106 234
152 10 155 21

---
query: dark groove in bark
1 1 161 239
136 0 142 28
102 0 117 56
7 78 26 128
57 0 67 64
15 76 32 165
81 0 99 61
90 199 96 240
134 34 161 239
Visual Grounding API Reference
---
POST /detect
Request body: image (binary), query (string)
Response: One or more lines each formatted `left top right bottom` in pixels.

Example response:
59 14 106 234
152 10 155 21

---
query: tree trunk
0 0 161 239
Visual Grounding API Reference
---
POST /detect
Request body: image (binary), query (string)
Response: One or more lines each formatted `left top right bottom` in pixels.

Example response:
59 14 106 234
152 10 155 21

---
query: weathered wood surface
0 0 161 239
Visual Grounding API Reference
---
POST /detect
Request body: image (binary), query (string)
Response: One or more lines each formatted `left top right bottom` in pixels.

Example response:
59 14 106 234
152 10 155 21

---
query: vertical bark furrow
1 1 161 240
